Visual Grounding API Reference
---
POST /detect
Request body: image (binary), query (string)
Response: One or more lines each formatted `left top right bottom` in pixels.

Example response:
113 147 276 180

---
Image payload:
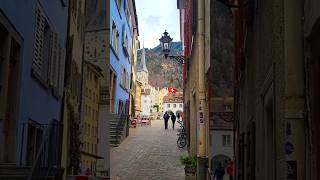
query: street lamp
159 30 185 64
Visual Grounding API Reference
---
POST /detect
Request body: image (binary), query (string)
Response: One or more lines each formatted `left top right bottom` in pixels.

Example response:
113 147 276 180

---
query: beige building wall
80 62 102 174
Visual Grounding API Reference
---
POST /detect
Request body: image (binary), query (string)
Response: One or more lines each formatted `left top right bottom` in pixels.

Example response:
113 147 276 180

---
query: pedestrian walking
171 112 176 129
213 162 225 180
163 112 169 129
227 160 234 180
177 112 181 121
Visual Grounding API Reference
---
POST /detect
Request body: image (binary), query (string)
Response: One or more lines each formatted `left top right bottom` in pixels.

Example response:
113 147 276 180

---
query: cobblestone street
110 120 188 180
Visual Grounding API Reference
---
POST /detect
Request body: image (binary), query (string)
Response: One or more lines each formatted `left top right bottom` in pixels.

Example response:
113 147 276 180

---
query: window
116 0 122 10
32 6 65 97
179 104 183 108
122 24 129 56
120 65 129 90
173 104 176 108
26 122 43 165
167 104 170 108
110 69 117 113
225 105 232 112
111 19 119 53
222 135 231 146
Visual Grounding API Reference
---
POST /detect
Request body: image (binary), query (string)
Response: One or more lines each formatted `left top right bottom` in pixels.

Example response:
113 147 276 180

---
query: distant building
141 89 152 116
209 97 234 172
163 92 183 116
80 61 103 175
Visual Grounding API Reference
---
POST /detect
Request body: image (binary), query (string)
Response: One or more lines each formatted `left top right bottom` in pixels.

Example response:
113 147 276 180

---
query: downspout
301 2 312 179
197 0 208 179
303 28 313 180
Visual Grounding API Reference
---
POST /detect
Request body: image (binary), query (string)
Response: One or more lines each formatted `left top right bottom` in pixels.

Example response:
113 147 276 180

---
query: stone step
110 131 122 135
110 143 119 147
110 140 120 146
0 164 31 175
110 134 121 139
0 175 28 179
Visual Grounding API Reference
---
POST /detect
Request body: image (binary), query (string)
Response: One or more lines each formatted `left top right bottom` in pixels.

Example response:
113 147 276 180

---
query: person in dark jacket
177 112 181 121
171 112 176 129
213 162 225 180
163 112 169 129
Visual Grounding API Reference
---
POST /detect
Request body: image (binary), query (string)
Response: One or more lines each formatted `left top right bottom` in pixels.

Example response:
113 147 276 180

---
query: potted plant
180 155 197 175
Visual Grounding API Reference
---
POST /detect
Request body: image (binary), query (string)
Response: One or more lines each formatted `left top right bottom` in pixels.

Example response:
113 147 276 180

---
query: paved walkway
110 120 188 180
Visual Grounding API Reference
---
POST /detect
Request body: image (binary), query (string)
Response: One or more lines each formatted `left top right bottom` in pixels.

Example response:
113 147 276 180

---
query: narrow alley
110 120 187 180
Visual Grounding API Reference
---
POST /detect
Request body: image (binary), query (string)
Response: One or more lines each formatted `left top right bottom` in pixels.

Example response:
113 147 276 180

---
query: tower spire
138 47 148 72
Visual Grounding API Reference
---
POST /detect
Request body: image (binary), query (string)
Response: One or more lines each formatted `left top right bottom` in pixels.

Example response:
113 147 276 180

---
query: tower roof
138 48 148 72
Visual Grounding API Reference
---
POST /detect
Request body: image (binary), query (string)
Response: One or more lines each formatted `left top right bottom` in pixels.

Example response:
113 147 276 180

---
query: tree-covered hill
137 42 183 90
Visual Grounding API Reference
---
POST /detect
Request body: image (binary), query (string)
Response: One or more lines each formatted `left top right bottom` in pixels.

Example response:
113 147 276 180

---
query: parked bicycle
177 120 187 148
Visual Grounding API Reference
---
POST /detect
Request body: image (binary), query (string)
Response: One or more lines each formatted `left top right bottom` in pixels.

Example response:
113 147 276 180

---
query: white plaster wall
210 130 234 159
141 95 151 116
163 103 183 117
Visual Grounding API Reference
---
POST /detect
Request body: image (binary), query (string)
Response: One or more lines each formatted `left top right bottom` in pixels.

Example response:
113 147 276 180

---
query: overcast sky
135 0 180 49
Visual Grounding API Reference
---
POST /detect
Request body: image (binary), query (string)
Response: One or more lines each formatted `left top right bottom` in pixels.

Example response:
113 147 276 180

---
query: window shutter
49 32 59 87
32 7 45 76
58 48 66 97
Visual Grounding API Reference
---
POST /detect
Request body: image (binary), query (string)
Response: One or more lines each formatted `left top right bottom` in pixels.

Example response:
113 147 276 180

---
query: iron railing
115 114 129 138
27 120 64 180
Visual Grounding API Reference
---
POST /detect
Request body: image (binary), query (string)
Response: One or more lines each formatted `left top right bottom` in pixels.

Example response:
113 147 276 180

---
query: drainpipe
197 0 208 179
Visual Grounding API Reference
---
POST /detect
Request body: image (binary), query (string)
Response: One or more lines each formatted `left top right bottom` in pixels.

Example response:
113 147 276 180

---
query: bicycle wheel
177 136 186 148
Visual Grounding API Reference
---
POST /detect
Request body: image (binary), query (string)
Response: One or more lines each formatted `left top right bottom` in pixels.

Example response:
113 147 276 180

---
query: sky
135 0 180 49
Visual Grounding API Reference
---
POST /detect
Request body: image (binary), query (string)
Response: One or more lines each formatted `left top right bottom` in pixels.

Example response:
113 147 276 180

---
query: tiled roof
209 97 234 130
163 92 183 103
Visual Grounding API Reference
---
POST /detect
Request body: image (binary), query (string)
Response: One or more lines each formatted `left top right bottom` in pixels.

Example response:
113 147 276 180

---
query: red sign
168 87 177 93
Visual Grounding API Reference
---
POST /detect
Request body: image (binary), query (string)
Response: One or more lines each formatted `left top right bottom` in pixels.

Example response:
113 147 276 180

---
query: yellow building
61 0 86 177
158 88 168 113
80 61 103 174
129 0 139 117
134 81 142 116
